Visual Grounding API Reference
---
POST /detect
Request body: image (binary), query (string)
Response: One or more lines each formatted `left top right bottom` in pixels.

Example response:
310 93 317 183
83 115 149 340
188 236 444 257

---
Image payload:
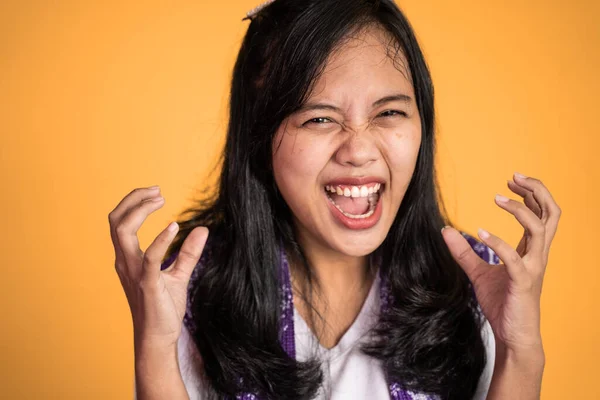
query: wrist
135 339 181 378
134 329 180 366
134 325 180 351
134 336 188 400
495 341 545 374
135 337 178 357
487 342 545 400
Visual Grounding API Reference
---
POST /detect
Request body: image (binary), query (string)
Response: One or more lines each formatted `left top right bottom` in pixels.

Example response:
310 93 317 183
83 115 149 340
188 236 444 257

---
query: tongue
330 194 370 215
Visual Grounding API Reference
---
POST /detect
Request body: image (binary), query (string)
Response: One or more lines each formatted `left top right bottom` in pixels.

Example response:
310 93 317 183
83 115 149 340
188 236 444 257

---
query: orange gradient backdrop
1 0 598 398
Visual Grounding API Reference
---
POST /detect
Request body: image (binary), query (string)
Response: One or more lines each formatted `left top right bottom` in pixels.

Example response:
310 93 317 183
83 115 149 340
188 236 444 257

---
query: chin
329 230 387 257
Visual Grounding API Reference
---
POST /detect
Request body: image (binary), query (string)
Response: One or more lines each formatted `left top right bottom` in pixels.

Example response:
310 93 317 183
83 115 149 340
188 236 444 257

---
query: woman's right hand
109 186 209 349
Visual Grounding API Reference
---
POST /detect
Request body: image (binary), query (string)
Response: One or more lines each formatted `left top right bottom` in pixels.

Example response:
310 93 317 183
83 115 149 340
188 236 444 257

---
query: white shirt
135 275 495 399
292 273 495 400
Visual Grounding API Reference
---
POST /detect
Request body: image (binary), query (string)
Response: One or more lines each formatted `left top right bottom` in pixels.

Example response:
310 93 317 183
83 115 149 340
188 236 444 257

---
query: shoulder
460 231 501 265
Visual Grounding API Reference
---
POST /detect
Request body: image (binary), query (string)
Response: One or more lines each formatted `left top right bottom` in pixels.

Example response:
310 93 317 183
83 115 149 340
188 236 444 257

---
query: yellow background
1 0 598 398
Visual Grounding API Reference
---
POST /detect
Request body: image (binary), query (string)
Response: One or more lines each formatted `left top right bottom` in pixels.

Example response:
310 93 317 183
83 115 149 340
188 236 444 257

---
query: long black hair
165 0 485 398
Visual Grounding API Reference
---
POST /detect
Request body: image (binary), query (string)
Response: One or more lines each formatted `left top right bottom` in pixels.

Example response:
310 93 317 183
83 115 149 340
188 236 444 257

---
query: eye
303 117 333 126
379 110 407 118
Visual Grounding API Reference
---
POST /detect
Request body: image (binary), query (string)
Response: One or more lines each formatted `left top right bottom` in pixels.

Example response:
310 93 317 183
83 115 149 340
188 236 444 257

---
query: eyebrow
297 94 413 113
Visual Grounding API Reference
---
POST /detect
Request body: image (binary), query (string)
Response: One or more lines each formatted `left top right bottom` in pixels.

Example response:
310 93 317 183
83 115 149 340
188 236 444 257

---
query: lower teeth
326 194 378 219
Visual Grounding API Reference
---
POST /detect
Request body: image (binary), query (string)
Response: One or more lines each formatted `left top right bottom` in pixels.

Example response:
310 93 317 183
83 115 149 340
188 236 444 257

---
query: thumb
441 226 483 282
169 226 209 280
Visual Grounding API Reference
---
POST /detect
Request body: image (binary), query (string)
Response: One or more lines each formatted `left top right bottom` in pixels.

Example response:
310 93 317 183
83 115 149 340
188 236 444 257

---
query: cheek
382 126 422 185
385 126 421 168
272 131 329 212
272 131 328 187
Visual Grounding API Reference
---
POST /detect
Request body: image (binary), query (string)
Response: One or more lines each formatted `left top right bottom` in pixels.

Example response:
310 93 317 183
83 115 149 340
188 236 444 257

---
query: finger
441 226 487 283
494 194 545 258
513 173 561 250
507 180 541 218
142 221 180 281
114 195 166 275
506 179 529 197
109 186 161 262
168 227 209 280
476 228 531 288
515 235 527 258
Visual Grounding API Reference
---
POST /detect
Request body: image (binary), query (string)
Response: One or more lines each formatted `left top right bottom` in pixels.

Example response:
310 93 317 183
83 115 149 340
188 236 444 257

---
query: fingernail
477 228 490 240
514 172 527 180
441 225 451 233
167 221 178 232
495 194 510 203
151 196 164 202
148 185 160 190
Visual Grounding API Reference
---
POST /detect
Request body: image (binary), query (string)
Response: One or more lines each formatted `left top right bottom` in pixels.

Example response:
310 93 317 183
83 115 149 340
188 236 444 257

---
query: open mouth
323 183 383 219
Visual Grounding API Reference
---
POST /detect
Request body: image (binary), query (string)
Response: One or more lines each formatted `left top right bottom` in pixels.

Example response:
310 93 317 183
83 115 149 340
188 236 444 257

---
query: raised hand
441 173 561 353
109 186 209 348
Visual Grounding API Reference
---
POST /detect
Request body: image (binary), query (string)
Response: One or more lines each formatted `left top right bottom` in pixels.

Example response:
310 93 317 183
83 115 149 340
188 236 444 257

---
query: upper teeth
324 183 381 198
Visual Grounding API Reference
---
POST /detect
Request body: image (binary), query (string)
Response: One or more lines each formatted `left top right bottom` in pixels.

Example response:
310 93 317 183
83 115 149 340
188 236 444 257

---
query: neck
290 228 373 298
286 223 377 349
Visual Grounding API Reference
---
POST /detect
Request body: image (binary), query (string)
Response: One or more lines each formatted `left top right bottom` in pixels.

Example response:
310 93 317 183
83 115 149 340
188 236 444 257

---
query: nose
333 128 379 168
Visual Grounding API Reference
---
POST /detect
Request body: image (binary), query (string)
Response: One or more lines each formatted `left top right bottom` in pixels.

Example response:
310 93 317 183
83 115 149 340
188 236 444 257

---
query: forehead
308 26 413 100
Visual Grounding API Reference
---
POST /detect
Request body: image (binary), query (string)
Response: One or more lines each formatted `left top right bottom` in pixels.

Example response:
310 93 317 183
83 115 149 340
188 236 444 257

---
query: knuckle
143 251 156 266
138 274 161 293
159 230 173 243
530 186 542 199
529 177 543 187
456 246 472 262
531 222 545 236
525 192 536 203
179 247 199 262
137 278 153 293
509 252 522 266
114 262 124 275
114 262 130 281
115 223 128 236
514 206 529 220
141 197 162 208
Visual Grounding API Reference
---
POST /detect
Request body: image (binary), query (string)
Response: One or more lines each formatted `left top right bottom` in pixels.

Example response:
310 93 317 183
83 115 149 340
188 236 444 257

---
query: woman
109 0 561 399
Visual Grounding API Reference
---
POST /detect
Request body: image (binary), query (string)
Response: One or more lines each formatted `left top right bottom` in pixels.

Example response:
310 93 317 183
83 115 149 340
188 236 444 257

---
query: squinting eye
304 117 333 126
379 110 407 118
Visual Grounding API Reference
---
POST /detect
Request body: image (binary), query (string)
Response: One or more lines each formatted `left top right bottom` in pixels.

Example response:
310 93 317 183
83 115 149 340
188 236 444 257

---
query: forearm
486 343 545 400
134 339 190 400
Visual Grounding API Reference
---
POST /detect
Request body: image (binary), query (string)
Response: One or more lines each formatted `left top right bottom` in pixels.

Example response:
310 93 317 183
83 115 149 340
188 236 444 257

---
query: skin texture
442 172 561 399
271 24 562 399
109 187 208 399
272 27 420 260
271 27 422 347
111 25 560 400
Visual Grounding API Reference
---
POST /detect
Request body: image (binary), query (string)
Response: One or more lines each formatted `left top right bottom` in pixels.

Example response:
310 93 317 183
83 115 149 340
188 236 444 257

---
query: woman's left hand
441 172 561 354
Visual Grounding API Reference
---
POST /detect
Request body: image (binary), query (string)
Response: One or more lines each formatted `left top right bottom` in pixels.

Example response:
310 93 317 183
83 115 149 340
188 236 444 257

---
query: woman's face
272 27 422 257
